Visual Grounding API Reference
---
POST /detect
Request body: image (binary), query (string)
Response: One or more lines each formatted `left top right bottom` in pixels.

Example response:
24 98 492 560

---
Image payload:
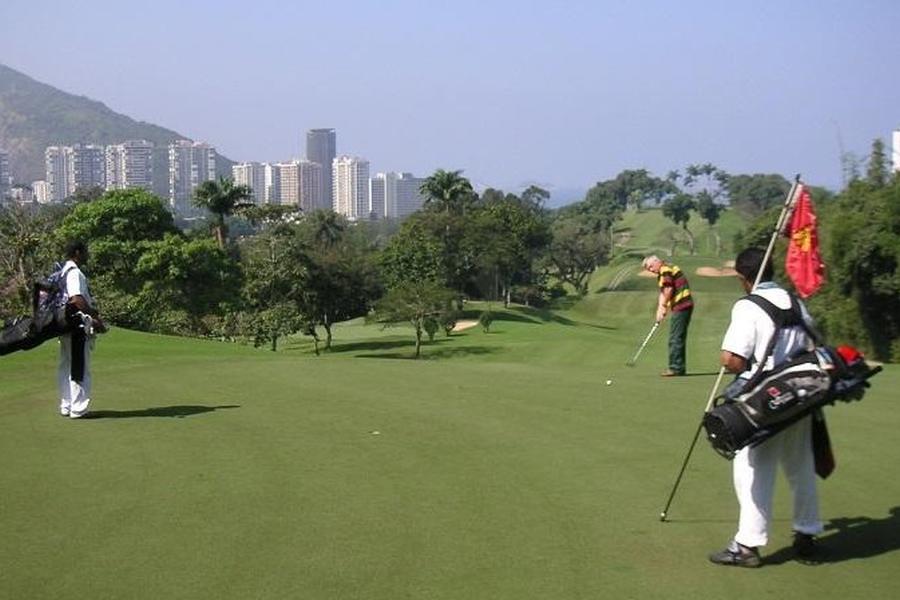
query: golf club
626 321 660 366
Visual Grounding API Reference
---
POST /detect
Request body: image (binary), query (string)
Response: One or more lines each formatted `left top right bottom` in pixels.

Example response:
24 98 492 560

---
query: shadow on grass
84 405 240 419
327 339 446 353
764 506 900 566
356 346 499 360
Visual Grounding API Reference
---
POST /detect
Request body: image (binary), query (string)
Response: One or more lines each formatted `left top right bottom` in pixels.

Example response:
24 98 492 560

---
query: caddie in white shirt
709 247 823 568
58 240 106 419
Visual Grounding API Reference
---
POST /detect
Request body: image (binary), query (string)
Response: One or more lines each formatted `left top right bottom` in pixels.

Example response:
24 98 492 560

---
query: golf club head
625 360 635 367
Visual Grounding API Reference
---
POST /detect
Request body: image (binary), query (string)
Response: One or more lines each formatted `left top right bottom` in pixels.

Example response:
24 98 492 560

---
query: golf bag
703 294 881 459
0 263 76 356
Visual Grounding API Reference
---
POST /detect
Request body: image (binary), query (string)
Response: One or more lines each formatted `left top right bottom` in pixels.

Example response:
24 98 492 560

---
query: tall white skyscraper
168 140 217 214
232 162 267 204
0 148 9 200
264 162 281 204
893 128 900 174
275 161 301 207
33 180 52 204
105 140 154 191
333 156 370 220
45 146 68 202
44 144 105 202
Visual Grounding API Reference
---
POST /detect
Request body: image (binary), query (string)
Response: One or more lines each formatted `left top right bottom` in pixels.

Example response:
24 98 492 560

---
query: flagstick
659 176 802 522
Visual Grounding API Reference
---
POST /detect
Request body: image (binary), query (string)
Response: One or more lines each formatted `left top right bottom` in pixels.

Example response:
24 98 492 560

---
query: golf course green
1 254 897 599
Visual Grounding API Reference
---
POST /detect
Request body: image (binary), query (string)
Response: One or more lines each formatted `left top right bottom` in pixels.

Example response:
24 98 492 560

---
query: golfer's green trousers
668 308 692 375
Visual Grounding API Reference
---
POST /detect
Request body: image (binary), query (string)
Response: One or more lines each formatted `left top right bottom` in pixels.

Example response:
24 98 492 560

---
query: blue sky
2 0 898 201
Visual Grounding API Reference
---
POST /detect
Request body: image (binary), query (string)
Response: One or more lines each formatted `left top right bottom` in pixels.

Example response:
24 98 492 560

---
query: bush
479 310 493 333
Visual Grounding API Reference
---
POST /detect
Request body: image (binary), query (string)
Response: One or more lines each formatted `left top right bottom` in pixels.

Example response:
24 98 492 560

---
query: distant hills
0 63 234 197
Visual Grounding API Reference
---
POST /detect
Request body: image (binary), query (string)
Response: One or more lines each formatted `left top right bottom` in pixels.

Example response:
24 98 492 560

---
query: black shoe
709 540 761 568
793 532 817 558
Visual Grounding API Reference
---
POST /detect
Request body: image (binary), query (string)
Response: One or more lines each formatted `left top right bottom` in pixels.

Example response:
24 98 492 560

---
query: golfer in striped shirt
642 255 694 376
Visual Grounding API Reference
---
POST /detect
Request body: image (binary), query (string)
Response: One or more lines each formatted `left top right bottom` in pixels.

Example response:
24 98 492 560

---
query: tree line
2 155 897 360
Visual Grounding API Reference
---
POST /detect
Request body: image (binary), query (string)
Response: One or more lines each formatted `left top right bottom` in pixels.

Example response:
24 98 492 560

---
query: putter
626 321 660 366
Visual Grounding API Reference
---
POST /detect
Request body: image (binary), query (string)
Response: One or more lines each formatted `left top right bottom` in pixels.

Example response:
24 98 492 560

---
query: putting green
1 274 897 598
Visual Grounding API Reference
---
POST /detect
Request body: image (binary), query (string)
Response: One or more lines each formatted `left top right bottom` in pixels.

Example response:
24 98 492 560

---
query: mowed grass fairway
2 264 898 599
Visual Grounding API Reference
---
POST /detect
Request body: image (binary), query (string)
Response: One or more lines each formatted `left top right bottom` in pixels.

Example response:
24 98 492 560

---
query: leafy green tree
813 177 900 360
192 176 254 248
239 226 308 350
866 138 889 188
543 216 609 296
726 174 791 217
696 191 726 255
662 193 697 254
372 280 455 358
133 234 241 333
293 216 381 350
0 203 67 316
380 218 446 289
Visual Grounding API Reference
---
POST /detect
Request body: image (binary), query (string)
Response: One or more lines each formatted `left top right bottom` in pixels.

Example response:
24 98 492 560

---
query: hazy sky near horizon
2 0 898 199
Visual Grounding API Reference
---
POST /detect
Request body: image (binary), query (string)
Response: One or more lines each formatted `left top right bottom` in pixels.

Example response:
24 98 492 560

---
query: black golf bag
703 294 881 459
0 265 77 356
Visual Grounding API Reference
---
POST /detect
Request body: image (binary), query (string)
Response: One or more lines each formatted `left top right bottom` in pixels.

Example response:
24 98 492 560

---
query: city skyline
1 1 899 199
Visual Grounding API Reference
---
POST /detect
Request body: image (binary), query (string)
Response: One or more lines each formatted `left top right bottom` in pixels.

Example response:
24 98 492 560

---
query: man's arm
656 287 672 323
720 350 747 373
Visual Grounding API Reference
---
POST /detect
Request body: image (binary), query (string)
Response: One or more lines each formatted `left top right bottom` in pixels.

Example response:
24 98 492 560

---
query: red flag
784 185 825 297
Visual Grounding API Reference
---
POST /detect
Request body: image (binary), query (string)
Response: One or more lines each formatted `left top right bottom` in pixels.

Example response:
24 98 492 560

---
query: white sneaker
69 411 88 419
60 409 70 417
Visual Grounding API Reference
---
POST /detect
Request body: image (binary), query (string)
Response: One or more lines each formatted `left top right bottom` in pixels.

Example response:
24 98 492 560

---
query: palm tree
192 177 254 248
419 169 475 216
308 210 347 248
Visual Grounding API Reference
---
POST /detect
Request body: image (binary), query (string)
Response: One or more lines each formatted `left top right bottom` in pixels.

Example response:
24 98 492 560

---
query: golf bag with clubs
0 263 77 356
702 294 882 459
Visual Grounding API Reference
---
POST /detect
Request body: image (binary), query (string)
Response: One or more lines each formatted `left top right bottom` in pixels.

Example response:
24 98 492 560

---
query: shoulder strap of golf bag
737 292 807 391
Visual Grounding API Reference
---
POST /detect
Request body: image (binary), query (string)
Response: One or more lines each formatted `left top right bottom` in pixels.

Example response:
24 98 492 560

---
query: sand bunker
696 266 737 277
452 320 479 332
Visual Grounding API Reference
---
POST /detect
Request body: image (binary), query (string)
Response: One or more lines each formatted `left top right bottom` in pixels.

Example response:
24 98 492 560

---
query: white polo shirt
721 282 814 379
63 260 93 310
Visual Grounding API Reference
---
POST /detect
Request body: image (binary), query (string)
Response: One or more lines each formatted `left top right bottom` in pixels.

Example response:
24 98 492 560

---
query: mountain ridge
0 62 234 197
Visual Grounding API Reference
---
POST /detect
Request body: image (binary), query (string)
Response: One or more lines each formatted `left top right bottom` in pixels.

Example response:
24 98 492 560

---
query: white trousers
58 334 92 417
732 416 823 548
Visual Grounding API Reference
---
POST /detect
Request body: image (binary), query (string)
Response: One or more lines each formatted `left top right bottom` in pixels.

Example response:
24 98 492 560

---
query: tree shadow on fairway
327 339 443 353
84 405 241 419
764 506 900 566
356 345 499 360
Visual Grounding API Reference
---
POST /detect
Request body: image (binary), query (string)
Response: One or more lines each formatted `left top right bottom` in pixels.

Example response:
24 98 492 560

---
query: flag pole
659 175 802 522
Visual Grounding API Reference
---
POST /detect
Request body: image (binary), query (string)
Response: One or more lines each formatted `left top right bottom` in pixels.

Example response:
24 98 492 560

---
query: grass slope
1 262 898 598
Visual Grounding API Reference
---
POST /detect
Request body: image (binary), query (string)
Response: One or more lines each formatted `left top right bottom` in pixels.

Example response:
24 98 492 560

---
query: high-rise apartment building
369 173 391 219
232 162 267 204
33 180 52 204
0 148 9 200
168 140 217 214
306 128 336 210
45 146 68 202
67 144 105 195
333 156 370 220
105 140 154 191
264 163 281 204
275 161 301 207
893 129 900 174
396 173 426 219
44 144 105 202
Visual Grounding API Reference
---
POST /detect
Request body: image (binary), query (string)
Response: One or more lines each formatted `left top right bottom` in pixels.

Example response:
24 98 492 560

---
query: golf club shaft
629 322 659 365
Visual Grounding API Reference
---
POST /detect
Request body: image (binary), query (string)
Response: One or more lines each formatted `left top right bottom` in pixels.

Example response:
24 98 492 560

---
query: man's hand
655 306 667 323
93 317 108 334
